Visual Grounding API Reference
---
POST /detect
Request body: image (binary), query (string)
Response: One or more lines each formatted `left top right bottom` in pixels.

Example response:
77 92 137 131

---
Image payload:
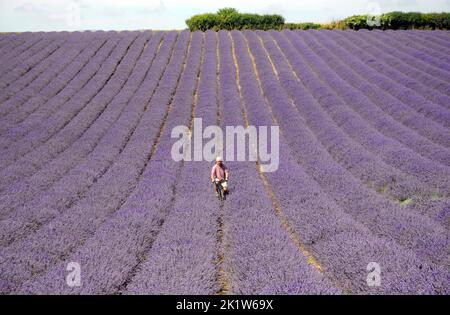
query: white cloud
80 0 162 11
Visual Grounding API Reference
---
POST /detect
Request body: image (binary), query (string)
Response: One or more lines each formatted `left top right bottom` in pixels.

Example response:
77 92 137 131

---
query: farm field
0 29 449 294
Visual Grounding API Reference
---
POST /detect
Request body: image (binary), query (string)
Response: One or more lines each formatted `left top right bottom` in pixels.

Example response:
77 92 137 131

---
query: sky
1 0 449 32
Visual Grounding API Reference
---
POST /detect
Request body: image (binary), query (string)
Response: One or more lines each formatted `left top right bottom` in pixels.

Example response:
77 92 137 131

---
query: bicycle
214 178 227 201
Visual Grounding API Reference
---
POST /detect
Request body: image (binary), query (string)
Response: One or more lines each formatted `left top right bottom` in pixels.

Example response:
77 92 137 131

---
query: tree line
185 8 450 31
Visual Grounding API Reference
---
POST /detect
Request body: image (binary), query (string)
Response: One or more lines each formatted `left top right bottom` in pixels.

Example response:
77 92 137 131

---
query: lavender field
0 29 449 295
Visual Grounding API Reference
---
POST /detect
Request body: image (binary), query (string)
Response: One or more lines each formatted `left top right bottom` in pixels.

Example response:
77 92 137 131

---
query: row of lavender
232 29 449 293
1 30 335 295
1 30 447 210
0 30 181 291
0 30 448 294
3 30 334 292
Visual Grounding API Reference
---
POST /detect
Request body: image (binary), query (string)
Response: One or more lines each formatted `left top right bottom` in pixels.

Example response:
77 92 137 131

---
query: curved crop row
0 32 178 244
231 30 449 294
0 29 448 295
0 32 138 167
366 30 450 74
275 31 450 193
256 31 447 225
0 32 112 133
0 31 190 293
0 32 104 108
0 32 163 219
305 31 450 130
18 30 203 295
355 30 450 90
0 33 68 88
0 32 49 74
341 31 450 99
387 31 450 63
321 30 450 113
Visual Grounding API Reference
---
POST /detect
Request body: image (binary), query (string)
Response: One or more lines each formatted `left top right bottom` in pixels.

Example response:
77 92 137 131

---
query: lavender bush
0 29 449 295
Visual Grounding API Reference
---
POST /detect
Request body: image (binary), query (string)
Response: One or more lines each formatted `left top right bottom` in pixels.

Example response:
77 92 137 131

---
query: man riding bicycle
211 156 229 196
